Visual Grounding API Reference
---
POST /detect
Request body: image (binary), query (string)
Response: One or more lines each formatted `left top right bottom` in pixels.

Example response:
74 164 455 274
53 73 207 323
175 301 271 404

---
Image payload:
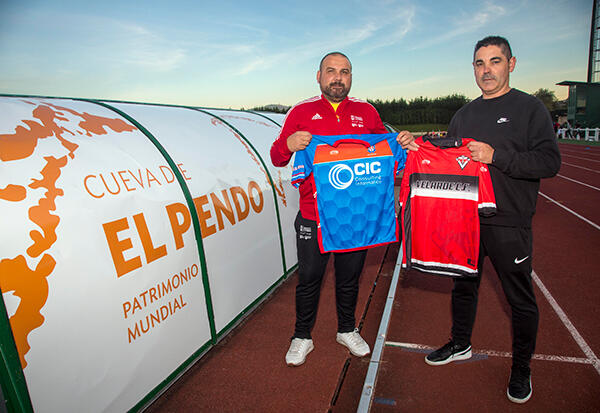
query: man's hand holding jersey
287 131 313 152
467 140 494 164
397 130 419 151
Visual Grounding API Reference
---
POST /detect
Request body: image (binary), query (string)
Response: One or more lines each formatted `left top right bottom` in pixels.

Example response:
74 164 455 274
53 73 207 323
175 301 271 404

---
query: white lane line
561 153 600 163
556 174 600 191
386 342 593 365
538 192 600 231
561 162 600 173
532 270 600 375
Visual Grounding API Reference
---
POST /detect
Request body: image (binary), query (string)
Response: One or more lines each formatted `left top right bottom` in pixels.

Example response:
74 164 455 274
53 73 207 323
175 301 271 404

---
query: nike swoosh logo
514 256 529 264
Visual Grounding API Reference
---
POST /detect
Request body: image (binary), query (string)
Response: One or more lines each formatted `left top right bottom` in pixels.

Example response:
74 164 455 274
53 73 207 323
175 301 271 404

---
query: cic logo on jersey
328 161 382 190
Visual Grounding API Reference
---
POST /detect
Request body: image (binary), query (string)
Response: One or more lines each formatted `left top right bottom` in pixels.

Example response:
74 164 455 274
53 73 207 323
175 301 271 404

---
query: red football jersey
399 136 496 277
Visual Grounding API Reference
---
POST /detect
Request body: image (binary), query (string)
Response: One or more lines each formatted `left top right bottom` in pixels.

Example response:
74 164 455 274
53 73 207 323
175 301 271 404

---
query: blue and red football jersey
292 133 406 253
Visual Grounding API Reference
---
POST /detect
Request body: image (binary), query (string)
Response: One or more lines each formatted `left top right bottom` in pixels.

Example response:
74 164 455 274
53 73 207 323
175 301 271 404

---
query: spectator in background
562 120 574 139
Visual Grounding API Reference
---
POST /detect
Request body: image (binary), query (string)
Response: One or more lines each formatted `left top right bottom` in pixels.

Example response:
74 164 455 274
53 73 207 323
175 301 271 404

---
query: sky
0 0 593 109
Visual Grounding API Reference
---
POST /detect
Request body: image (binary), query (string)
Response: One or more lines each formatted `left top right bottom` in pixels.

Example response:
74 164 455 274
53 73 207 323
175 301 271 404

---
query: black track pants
293 212 367 339
451 224 538 367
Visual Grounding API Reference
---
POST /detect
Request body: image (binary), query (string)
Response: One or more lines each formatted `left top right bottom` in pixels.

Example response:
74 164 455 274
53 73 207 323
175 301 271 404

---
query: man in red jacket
270 51 414 366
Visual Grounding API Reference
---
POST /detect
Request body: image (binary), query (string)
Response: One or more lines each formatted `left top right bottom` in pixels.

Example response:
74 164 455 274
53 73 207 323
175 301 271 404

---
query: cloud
359 6 416 54
232 2 417 75
4 9 189 73
407 1 508 51
113 22 187 72
370 74 452 93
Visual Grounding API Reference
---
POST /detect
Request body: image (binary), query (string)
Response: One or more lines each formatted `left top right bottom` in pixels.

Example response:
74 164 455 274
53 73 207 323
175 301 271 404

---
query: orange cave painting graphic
0 100 137 368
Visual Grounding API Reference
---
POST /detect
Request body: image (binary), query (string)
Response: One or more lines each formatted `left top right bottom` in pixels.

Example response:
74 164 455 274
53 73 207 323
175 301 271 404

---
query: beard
320 81 350 102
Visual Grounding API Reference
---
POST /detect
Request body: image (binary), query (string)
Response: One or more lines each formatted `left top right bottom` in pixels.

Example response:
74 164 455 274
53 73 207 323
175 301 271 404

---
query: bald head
319 52 352 71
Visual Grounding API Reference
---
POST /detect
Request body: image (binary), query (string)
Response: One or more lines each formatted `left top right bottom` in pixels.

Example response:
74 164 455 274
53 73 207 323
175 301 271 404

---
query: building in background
557 0 600 128
589 0 600 83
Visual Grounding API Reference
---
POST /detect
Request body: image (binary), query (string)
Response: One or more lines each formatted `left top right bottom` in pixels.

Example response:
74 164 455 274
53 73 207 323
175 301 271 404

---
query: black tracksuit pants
451 224 539 368
293 212 367 339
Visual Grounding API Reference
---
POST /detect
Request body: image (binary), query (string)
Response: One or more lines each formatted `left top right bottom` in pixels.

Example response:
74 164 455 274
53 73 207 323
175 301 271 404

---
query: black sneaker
507 365 532 403
425 340 472 366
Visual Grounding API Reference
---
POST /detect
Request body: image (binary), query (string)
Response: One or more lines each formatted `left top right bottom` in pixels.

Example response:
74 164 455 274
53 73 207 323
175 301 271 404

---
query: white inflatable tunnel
0 95 298 412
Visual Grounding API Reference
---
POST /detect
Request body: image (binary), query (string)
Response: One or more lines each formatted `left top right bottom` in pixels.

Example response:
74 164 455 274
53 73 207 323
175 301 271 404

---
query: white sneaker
285 338 314 366
336 328 370 357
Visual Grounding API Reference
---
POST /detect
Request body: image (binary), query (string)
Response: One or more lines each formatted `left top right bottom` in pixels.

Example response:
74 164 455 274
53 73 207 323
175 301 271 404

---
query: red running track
146 142 600 412
369 142 600 412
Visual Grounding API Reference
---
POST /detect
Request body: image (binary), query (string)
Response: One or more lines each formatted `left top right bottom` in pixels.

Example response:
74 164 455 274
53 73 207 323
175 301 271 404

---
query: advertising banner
108 103 285 334
203 109 298 274
0 96 297 412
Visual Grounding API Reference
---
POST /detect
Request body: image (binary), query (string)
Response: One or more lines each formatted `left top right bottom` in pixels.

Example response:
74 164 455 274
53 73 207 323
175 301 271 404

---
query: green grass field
390 124 448 134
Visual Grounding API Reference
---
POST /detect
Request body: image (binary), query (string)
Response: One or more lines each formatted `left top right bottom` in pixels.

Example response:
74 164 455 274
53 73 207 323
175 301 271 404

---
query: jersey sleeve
398 150 415 209
477 163 497 216
398 137 424 207
291 140 320 188
398 151 415 270
291 150 310 188
385 134 407 174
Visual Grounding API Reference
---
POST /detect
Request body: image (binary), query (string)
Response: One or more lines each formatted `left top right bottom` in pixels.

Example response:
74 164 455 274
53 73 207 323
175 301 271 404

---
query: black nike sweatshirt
448 88 561 227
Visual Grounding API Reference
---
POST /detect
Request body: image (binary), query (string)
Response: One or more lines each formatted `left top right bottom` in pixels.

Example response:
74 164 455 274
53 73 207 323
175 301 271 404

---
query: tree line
251 94 470 126
251 89 561 126
367 94 469 126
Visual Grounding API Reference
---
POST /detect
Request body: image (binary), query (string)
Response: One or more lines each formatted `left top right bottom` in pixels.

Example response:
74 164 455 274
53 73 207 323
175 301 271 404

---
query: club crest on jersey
367 145 376 153
456 155 470 170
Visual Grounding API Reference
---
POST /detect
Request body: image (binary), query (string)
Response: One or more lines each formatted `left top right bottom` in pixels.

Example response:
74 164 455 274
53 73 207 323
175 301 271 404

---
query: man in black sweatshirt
424 36 561 404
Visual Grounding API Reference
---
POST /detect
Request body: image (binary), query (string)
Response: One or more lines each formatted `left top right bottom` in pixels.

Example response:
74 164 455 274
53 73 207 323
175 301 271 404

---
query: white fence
557 128 600 141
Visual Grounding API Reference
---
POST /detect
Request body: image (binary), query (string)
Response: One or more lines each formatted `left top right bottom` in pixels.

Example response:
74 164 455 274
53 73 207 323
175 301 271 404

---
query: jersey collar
320 94 349 114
